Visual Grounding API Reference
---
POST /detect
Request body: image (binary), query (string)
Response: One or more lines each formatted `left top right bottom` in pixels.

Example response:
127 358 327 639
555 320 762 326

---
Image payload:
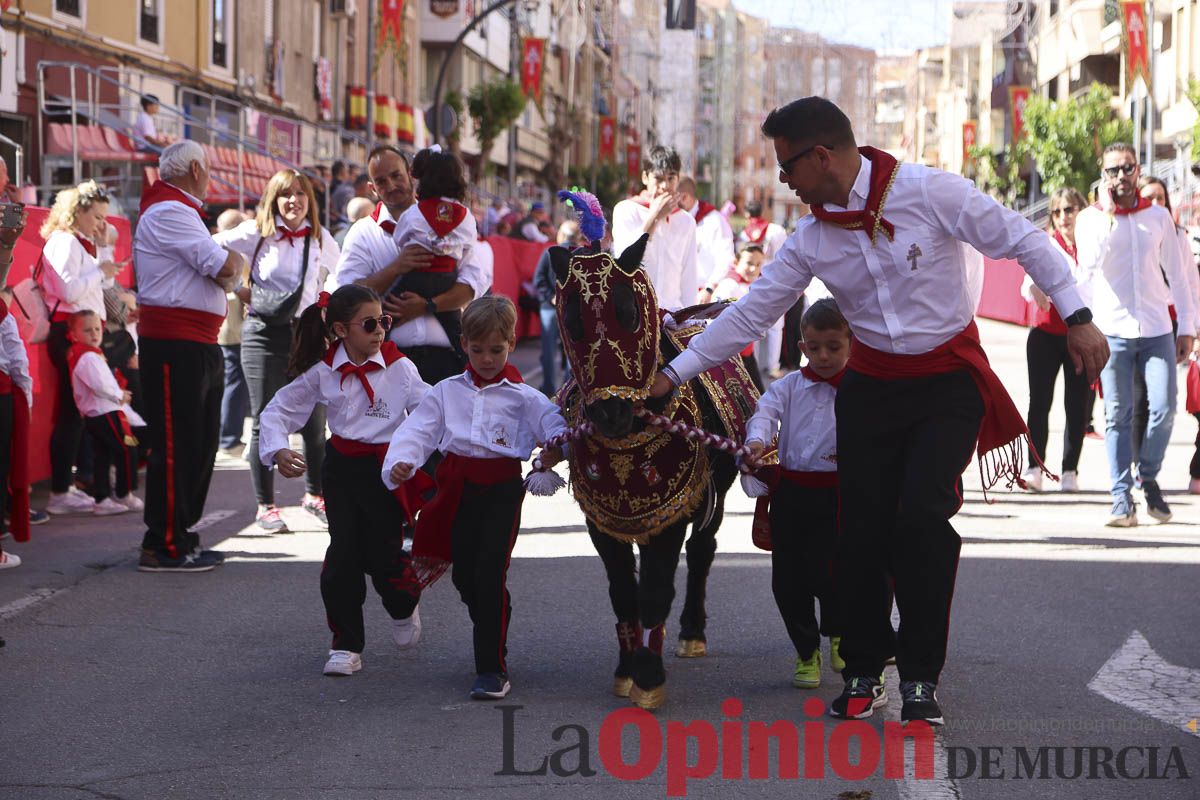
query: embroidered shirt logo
492 424 511 448
906 243 923 271
365 398 392 419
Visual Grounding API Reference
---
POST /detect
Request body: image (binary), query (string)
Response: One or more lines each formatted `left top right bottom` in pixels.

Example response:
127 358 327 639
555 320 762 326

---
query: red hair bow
317 291 331 309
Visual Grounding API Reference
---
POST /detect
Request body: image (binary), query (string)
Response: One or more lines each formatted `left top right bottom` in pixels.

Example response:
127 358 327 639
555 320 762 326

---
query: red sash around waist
848 320 1050 493
329 434 435 524
425 255 457 273
410 453 523 588
138 305 225 344
750 466 839 551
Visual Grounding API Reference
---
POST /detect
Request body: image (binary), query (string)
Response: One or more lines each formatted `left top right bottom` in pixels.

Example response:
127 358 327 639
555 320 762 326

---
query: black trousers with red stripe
834 368 983 684
320 445 420 653
449 477 525 676
139 337 223 559
769 483 841 659
84 412 137 500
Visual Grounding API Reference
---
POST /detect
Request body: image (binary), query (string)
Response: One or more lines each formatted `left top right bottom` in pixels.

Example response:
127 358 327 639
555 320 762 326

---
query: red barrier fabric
6 207 134 484
483 236 551 339
976 256 1036 327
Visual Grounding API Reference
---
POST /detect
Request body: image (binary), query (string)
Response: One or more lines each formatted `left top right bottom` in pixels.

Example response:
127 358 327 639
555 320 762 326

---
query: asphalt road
2 319 1198 800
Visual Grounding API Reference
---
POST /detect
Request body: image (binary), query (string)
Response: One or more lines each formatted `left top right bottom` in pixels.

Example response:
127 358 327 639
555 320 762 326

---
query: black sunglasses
1103 163 1137 178
353 314 393 333
778 144 833 174
1050 207 1078 217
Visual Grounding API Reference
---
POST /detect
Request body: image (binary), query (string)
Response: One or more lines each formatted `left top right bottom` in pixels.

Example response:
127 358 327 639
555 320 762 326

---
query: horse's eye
563 294 585 341
612 283 641 333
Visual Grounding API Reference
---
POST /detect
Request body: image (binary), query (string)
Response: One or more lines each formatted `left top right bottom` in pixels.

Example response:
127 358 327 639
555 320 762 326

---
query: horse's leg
678 456 738 657
587 521 640 697
629 521 688 710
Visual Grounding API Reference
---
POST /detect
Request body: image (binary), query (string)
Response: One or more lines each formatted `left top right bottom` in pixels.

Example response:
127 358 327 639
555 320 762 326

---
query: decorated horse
542 191 761 709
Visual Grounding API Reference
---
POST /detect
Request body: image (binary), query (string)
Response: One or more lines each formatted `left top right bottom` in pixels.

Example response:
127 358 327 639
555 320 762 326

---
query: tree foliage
1020 83 1133 195
1187 79 1200 161
568 162 625 215
466 79 527 180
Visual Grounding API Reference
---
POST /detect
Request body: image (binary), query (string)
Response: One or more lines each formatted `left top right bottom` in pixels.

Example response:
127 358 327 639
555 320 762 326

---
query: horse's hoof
675 639 707 658
630 683 665 710
613 676 633 698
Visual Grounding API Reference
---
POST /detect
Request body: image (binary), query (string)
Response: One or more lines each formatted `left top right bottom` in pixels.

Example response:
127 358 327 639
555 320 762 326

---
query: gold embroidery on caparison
609 453 634 486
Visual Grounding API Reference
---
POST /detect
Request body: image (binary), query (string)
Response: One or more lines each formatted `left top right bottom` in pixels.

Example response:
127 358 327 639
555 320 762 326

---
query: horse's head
550 233 660 439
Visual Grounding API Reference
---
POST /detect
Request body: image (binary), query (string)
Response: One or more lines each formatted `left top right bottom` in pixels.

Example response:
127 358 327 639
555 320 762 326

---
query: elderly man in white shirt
133 140 244 573
611 146 698 311
649 97 1109 728
1074 144 1197 527
335 145 492 385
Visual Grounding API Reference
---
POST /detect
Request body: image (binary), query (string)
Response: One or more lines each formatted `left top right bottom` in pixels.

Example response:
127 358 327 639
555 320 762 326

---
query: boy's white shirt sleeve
526 386 569 445
0 316 31 403
74 352 125 405
745 377 787 445
381 385 446 489
258 368 323 466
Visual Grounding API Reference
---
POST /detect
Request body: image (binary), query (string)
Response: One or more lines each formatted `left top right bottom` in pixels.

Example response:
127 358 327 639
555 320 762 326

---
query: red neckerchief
417 198 468 238
743 217 770 244
694 200 718 223
1102 196 1154 216
370 202 397 235
801 365 846 388
632 193 682 217
1052 230 1077 264
139 179 203 218
67 342 105 376
809 146 900 246
0 298 7 324
323 341 404 406
277 225 311 244
466 363 523 388
75 234 98 258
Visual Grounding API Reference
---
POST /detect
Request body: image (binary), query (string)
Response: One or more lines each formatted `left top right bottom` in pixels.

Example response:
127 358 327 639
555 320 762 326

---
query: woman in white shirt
215 170 339 533
40 180 124 516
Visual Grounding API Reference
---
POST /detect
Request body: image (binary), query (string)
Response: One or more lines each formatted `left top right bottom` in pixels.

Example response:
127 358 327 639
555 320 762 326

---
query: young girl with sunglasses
258 284 433 677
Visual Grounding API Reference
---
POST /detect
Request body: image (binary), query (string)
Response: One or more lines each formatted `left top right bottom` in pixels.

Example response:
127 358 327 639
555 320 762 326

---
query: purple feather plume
557 189 607 243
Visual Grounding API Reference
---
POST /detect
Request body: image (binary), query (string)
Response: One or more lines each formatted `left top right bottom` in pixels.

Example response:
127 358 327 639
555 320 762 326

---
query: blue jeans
539 307 570 394
219 344 250 450
1100 333 1177 501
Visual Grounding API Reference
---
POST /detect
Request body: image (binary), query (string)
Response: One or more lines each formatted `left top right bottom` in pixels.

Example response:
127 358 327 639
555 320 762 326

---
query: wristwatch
1063 307 1093 327
426 297 438 315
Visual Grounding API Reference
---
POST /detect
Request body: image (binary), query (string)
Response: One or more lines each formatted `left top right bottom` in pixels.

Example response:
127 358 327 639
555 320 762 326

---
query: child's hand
274 449 307 478
390 462 415 483
745 441 766 467
539 445 563 468
120 390 133 405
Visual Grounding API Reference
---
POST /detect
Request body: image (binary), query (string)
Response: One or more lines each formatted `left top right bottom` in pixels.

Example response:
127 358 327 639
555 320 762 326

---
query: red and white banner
520 38 545 102
1120 0 1151 92
1008 86 1030 142
599 116 616 161
316 58 333 122
962 121 977 164
626 142 642 179
0 0 13 13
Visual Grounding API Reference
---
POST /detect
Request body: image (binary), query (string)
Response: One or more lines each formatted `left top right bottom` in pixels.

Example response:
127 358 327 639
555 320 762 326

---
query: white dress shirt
745 370 838 473
334 205 493 349
1173 226 1200 336
612 199 699 310
1074 204 1197 339
258 343 430 465
688 202 736 288
381 371 568 489
70 350 146 425
0 315 32 403
133 185 229 315
133 111 157 141
214 217 339 318
41 230 113 319
738 220 789 261
393 198 477 262
669 156 1084 382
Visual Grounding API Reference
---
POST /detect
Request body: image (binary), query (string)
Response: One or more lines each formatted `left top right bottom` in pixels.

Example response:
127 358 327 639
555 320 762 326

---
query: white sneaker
1021 468 1043 492
323 650 362 676
93 497 129 516
117 493 144 511
1059 471 1079 492
0 551 21 569
391 606 422 648
47 490 96 515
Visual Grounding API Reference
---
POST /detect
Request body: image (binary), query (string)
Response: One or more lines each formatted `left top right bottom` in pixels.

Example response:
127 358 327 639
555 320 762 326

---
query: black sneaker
1141 480 1173 523
470 672 511 700
137 549 220 573
900 680 945 726
829 674 887 719
192 547 226 565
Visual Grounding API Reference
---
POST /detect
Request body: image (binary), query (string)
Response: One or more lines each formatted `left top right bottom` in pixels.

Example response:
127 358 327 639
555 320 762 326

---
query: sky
731 0 952 52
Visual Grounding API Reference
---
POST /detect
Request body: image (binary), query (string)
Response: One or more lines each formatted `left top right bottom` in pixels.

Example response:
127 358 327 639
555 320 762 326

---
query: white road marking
0 587 66 621
1087 630 1200 739
882 668 964 800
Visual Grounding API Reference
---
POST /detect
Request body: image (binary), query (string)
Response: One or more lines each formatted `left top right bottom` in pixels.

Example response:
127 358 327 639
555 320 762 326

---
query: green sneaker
829 636 846 673
792 649 821 689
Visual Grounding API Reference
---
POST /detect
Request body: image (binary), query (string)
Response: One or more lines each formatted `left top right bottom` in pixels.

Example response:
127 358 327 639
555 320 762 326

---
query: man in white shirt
133 140 244 573
132 95 173 152
1075 143 1196 527
335 145 492 385
611 146 698 311
649 97 1109 726
679 176 735 298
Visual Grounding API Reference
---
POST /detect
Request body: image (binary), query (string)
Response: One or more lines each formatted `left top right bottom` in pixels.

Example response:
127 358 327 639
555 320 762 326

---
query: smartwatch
1063 307 1093 327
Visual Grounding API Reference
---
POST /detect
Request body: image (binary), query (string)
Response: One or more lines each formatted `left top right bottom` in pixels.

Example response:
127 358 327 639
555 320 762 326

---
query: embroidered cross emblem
617 624 638 650
907 243 923 271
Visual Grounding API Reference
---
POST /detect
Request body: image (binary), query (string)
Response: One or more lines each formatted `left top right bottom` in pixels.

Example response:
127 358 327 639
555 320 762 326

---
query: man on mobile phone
0 158 21 204
1075 143 1197 527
